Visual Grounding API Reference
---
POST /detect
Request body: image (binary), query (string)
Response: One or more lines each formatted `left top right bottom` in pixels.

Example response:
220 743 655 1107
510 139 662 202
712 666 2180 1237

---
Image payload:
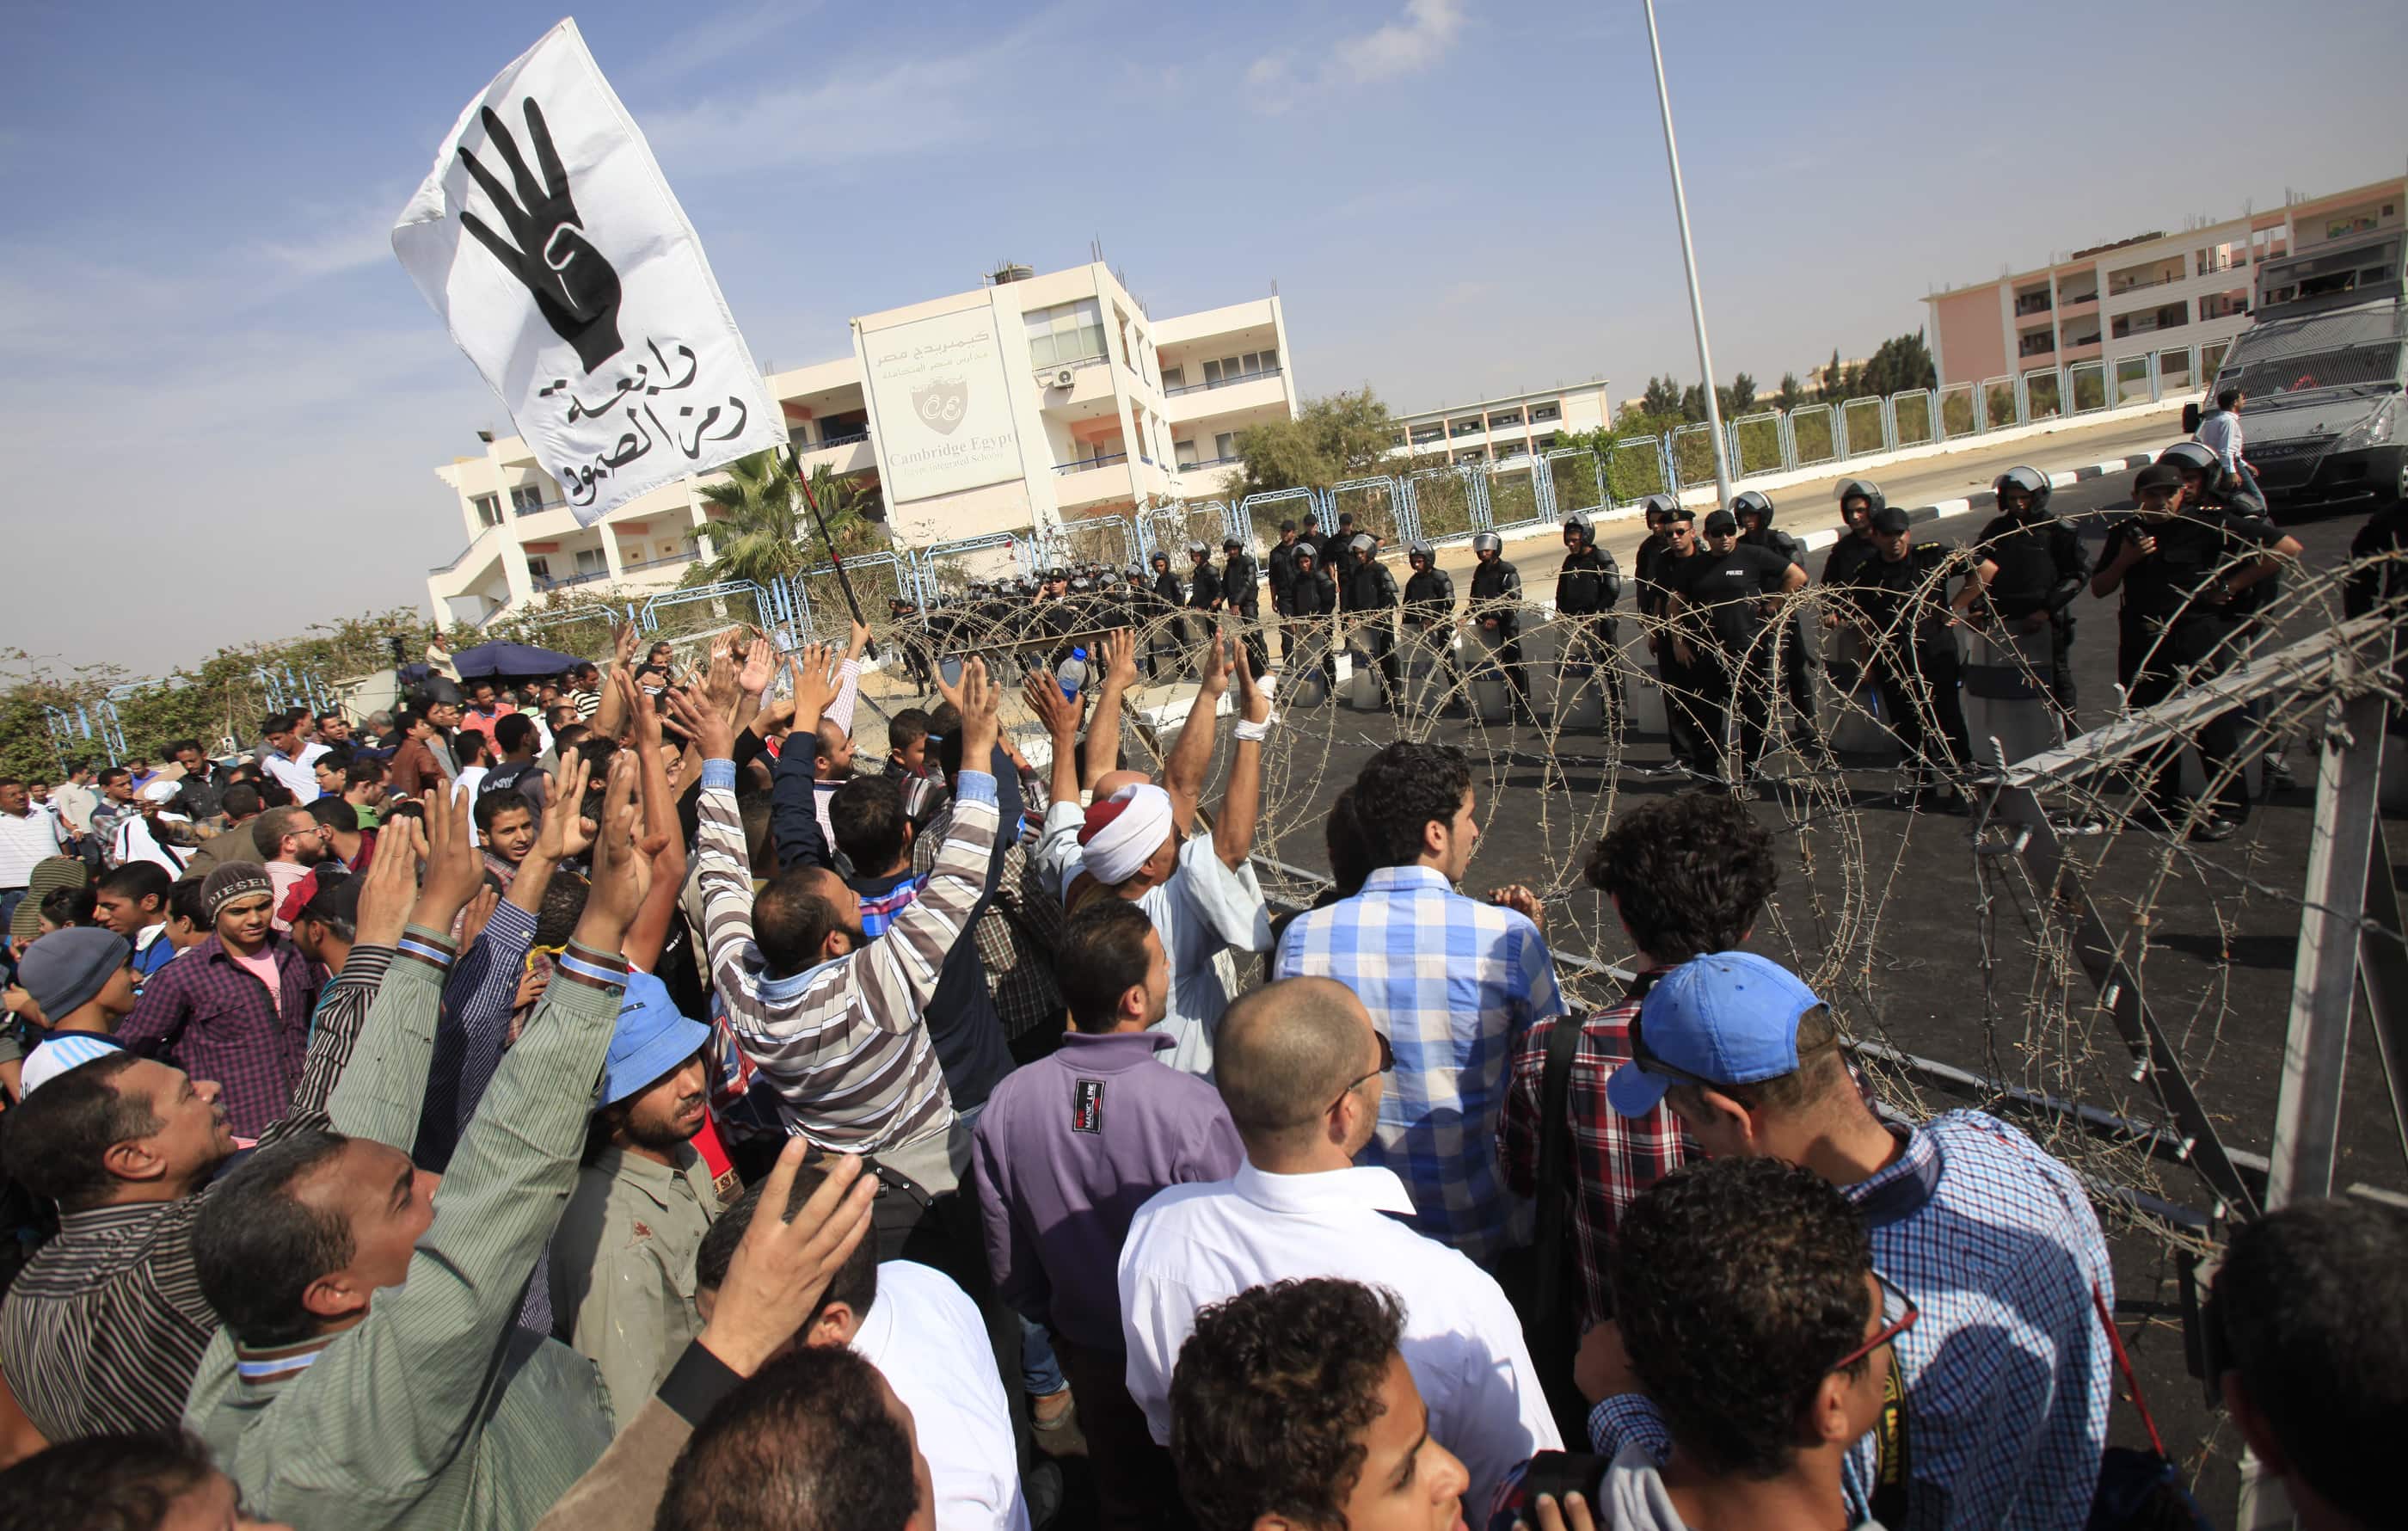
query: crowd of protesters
0 442 2399 1531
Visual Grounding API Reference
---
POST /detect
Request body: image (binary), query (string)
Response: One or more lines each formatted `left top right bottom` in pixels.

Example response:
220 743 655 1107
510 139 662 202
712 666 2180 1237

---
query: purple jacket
970 1030 1244 1351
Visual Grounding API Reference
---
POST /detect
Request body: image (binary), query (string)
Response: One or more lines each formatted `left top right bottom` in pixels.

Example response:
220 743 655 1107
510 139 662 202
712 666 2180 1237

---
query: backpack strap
2092 1282 2168 1459
1531 1011 1585 1326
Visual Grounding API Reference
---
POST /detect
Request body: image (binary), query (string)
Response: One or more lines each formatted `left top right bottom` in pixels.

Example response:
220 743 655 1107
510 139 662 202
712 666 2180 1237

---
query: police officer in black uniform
1822 478 1889 586
1662 508 1807 782
1553 511 1625 732
2092 460 2298 839
1318 513 1360 582
2160 440 2296 790
1833 506 1974 806
1221 534 1265 675
1266 520 1304 661
1646 504 1717 773
1961 465 2089 729
1465 531 1533 723
1185 539 1224 646
1732 489 1818 747
1149 550 1188 667
1400 540 1462 713
887 594 937 692
1344 532 1402 711
1287 541 1339 698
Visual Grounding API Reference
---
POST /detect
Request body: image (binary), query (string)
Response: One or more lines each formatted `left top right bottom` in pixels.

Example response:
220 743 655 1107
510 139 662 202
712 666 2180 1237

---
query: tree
688 451 883 587
1858 329 1938 399
1229 388 1418 497
1718 372 1758 418
1774 372 1804 412
1640 375 1684 418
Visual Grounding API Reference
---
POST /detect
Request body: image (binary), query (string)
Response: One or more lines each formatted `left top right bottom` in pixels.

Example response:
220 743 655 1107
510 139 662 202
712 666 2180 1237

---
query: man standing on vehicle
2195 386 2262 505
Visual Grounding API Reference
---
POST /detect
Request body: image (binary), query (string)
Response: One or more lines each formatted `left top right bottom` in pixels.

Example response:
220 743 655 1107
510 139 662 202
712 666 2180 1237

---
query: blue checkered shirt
1590 1109 2114 1530
1274 865 1565 1261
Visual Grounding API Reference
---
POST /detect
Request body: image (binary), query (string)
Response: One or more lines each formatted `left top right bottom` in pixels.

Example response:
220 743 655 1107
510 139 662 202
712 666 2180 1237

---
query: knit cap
202 861 274 921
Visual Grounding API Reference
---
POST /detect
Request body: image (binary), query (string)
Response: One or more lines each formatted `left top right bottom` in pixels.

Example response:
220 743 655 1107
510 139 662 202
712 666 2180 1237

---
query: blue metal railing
797 430 870 452
1054 452 1128 475
533 569 609 591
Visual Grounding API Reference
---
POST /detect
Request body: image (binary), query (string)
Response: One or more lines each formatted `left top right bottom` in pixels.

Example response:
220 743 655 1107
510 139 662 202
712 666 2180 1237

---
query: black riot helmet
1637 493 1680 528
1471 531 1502 558
1409 540 1434 566
1561 510 1595 548
1224 535 1244 554
1294 543 1317 567
1186 539 1208 559
1151 550 1170 569
2156 441 2232 500
1730 489 1776 532
1992 465 2054 517
1348 533 1377 562
1834 477 1887 521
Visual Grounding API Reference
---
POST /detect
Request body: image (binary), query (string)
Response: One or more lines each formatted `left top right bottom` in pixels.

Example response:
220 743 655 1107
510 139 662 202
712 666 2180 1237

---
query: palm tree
689 452 884 587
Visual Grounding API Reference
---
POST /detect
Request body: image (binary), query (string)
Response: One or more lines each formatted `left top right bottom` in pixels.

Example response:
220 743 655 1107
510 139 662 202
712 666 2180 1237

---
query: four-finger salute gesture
574 752 660 949
957 657 1002 761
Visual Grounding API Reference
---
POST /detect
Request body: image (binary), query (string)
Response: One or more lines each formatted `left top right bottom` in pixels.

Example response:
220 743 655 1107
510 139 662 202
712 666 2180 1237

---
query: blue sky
4 0 2404 669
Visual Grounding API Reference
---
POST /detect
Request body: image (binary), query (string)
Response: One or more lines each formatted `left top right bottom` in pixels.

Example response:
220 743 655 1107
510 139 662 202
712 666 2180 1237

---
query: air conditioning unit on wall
1051 368 1076 389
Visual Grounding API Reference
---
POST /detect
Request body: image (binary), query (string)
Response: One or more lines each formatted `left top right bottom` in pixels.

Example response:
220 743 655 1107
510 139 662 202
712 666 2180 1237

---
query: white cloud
257 203 398 280
1245 52 1292 87
1330 0 1465 85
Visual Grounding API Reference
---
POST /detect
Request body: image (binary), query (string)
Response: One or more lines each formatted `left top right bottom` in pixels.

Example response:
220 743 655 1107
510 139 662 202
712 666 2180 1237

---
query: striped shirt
697 758 998 1155
1591 1110 2114 1530
1275 865 1565 1261
0 942 390 1442
186 929 625 1530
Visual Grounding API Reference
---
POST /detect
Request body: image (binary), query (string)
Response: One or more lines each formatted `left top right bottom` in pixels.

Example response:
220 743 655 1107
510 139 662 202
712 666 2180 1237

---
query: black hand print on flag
457 97 625 373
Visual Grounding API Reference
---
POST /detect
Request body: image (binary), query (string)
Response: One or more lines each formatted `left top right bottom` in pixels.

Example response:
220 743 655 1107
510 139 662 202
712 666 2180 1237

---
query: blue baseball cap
599 971 710 1109
1606 952 1823 1117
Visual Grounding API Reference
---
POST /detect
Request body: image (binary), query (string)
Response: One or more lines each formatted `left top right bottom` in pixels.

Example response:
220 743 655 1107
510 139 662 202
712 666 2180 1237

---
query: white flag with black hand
392 18 781 525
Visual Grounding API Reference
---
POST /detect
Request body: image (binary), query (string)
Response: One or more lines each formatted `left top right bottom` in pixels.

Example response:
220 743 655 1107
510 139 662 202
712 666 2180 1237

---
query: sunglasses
1330 1030 1396 1110
1626 1009 1729 1093
1831 1272 1920 1373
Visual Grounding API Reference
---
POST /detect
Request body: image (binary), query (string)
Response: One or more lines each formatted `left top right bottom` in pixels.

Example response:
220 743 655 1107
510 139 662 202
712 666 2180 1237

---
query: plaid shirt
1592 1110 2114 1531
115 932 320 1139
913 786 1066 1042
1274 865 1566 1261
1497 975 1694 1323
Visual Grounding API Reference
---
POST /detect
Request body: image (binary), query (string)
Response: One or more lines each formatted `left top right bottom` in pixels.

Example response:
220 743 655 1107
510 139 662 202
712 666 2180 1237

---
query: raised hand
848 618 872 661
574 752 657 945
458 885 500 951
1489 883 1545 932
790 643 842 721
353 815 426 950
611 619 638 672
1022 666 1083 742
1231 637 1270 724
696 1144 877 1376
702 636 742 716
1196 630 1232 697
738 635 775 697
1103 627 1139 687
619 672 664 755
456 98 624 372
536 749 594 864
957 657 1001 761
410 782 487 932
663 685 736 763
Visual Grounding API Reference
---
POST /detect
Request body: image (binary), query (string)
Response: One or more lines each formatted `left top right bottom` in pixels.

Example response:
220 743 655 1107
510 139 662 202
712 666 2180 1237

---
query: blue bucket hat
1606 952 1823 1117
600 972 710 1109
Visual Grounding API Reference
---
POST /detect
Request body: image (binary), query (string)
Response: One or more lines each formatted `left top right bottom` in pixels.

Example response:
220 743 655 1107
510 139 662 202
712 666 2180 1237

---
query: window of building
525 556 552 581
1214 432 1237 460
1024 299 1107 369
574 548 606 575
1490 409 1524 429
1449 418 1484 438
511 484 548 516
2200 288 2251 322
2110 300 2189 340
1410 423 1445 446
1175 439 1199 467
472 493 502 529
1529 402 1560 423
1161 365 1185 390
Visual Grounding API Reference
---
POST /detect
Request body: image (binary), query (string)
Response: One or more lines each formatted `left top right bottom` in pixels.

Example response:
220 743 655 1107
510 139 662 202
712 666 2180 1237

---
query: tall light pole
1642 0 1734 504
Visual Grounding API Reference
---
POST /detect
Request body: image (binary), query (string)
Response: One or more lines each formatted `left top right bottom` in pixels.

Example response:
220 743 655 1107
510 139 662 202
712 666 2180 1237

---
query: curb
1792 452 2155 552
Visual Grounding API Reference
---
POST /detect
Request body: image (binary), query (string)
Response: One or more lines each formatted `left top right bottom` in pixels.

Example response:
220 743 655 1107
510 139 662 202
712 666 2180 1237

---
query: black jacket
1468 557 1524 630
1403 565 1455 626
1188 563 1223 611
1152 569 1184 608
1633 532 1677 617
1223 552 1260 614
1267 540 1303 611
1972 511 2087 619
1290 565 1338 618
1555 547 1622 616
1346 557 1399 618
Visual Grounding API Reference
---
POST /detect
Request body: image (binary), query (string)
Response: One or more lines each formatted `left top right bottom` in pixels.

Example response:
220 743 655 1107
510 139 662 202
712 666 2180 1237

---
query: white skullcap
1078 784 1173 886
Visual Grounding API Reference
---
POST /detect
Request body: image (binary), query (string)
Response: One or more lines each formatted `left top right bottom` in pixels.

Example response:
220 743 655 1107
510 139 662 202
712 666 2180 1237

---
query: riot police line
865 440 2394 836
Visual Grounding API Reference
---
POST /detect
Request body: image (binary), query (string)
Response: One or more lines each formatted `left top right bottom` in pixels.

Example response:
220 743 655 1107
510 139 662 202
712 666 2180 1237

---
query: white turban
1079 784 1174 886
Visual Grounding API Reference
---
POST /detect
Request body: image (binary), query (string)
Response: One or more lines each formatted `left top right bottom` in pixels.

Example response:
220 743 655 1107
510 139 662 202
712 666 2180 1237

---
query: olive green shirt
549 1143 724 1423
184 926 624 1531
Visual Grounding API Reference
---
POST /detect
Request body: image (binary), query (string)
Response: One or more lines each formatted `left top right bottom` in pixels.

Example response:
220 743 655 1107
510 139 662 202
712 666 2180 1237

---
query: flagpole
1643 0 1735 505
782 443 877 657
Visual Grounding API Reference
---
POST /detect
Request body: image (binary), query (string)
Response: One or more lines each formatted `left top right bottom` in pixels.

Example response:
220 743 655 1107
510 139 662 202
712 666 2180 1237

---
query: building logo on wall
913 377 970 436
863 307 1023 503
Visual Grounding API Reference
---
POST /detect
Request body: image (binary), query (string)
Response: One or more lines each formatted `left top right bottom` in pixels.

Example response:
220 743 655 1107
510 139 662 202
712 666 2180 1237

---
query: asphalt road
1195 477 2396 1517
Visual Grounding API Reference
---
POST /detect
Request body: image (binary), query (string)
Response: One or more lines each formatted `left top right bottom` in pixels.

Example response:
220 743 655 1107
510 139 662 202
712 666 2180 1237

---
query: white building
426 260 1299 626
1389 380 1614 465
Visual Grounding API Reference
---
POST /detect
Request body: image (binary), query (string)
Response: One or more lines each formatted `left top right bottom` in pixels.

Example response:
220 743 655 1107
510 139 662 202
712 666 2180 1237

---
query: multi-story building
1924 175 2405 394
1388 380 1614 466
425 260 1298 626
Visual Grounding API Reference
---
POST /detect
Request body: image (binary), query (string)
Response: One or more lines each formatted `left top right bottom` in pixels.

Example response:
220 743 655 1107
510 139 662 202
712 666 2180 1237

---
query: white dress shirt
853 1261 1029 1531
1118 1160 1561 1516
0 807 64 888
2196 409 2244 471
260 749 322 804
